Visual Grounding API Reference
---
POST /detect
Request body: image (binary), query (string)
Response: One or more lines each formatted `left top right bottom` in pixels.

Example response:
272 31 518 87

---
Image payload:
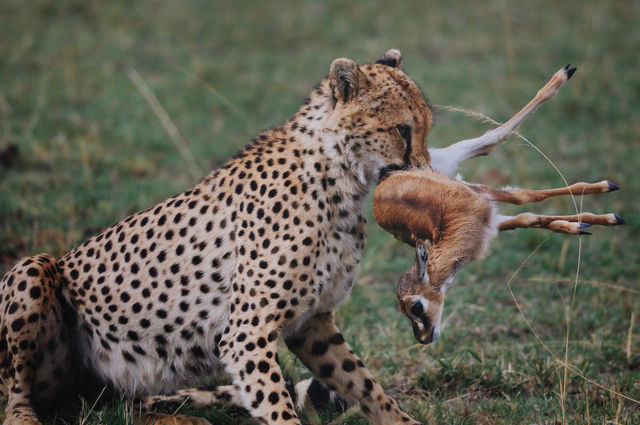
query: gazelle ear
329 58 366 103
376 49 403 69
415 239 431 284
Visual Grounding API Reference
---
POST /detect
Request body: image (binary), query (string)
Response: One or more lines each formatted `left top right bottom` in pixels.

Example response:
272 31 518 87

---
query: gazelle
373 65 624 344
292 63 624 414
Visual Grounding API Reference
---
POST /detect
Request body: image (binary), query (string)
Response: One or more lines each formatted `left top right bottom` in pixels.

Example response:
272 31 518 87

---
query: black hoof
563 64 576 78
608 181 620 191
615 214 626 225
579 230 592 235
579 222 592 228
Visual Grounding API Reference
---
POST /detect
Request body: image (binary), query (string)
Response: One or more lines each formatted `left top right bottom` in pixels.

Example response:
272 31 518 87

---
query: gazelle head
396 215 495 345
396 239 444 344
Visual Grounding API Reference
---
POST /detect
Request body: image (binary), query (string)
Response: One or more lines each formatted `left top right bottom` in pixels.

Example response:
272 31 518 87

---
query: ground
0 0 638 424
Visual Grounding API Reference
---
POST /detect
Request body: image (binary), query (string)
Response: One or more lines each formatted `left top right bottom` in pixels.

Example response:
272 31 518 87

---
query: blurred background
0 0 638 423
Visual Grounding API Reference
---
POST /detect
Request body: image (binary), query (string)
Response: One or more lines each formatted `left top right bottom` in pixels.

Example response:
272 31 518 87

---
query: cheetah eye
396 124 411 142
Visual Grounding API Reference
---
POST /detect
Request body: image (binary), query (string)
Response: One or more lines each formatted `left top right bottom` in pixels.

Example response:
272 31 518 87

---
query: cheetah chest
314 214 368 313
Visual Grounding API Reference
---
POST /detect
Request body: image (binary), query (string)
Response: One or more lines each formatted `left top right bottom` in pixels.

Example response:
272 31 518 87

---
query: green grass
1 0 639 423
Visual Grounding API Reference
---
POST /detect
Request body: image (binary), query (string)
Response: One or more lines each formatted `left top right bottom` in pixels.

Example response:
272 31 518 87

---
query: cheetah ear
376 49 403 70
329 58 366 103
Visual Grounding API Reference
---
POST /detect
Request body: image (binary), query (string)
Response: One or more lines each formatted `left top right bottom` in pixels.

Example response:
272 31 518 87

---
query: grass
1 0 638 423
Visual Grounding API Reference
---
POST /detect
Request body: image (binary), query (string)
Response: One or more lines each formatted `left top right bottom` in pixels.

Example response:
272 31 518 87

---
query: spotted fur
0 50 430 425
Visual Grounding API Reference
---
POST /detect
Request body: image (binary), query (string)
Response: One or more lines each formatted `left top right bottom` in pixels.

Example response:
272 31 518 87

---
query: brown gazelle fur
374 65 624 344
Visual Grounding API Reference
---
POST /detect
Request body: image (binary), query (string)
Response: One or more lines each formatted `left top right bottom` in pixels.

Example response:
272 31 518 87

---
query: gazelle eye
396 124 411 142
410 301 424 316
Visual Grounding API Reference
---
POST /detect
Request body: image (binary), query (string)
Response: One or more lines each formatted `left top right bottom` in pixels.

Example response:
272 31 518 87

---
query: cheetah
0 49 430 425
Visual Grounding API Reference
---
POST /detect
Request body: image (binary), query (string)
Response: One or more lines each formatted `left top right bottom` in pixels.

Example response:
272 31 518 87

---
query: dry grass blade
179 67 253 130
503 239 640 406
171 395 190 416
560 197 585 425
0 91 9 141
445 376 535 404
79 385 107 425
527 277 640 295
627 311 635 365
585 383 591 425
127 67 203 181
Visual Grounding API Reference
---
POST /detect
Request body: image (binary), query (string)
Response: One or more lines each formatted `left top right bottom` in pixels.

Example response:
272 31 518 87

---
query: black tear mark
396 124 412 165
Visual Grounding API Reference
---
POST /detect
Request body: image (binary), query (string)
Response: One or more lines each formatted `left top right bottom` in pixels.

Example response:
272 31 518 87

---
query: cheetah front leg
285 313 421 425
219 325 300 424
211 269 302 425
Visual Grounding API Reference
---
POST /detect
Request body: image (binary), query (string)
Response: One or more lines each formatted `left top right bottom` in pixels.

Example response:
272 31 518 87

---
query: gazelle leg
429 65 576 176
497 212 625 234
468 180 618 205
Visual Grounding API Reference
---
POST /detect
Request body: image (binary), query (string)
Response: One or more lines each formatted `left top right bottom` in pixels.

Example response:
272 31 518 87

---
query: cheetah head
325 49 432 181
